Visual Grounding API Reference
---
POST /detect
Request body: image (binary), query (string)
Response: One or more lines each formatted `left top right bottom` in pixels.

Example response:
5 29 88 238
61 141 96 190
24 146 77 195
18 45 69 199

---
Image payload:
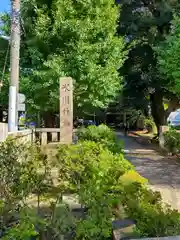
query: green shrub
56 140 136 239
120 170 148 185
56 137 180 238
56 140 132 189
76 183 113 240
1 207 41 240
163 130 180 153
56 141 104 188
170 124 180 131
77 124 122 153
144 118 157 133
121 182 180 237
0 139 53 237
4 126 180 238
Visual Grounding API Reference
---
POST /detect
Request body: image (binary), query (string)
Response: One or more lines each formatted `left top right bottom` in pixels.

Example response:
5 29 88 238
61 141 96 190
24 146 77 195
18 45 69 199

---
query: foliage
119 0 180 131
0 0 127 118
48 204 76 240
121 183 180 237
0 138 25 200
56 140 131 189
163 129 180 154
0 138 34 228
0 138 54 238
56 139 134 239
0 138 80 239
1 208 40 240
56 126 180 238
2 126 180 238
77 124 122 153
144 117 157 133
156 16 180 95
120 170 148 185
172 125 180 131
76 183 113 240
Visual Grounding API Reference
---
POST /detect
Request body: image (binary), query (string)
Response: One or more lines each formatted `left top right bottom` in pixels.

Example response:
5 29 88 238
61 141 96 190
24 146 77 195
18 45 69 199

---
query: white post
8 0 21 132
52 132 58 142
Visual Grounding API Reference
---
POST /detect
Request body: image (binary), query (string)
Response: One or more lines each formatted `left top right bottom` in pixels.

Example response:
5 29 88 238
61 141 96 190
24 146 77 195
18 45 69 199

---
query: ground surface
117 132 180 210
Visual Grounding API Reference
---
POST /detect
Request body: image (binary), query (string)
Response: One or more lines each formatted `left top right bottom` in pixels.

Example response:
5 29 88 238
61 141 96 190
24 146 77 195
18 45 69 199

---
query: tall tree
16 0 126 124
118 0 179 133
156 16 180 95
0 0 127 125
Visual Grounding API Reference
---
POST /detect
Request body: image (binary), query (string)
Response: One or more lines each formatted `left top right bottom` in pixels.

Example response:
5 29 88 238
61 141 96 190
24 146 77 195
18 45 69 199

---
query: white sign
18 93 26 104
18 103 25 111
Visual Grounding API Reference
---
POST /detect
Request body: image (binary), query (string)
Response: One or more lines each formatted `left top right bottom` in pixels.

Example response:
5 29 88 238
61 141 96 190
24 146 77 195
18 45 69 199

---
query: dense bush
56 140 135 239
56 140 133 192
121 183 180 237
77 124 122 153
163 129 180 154
0 138 53 239
56 126 180 238
2 125 180 239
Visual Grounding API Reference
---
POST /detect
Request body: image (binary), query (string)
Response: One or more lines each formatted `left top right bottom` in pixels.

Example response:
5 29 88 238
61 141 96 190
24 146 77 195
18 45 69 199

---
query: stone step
112 219 136 240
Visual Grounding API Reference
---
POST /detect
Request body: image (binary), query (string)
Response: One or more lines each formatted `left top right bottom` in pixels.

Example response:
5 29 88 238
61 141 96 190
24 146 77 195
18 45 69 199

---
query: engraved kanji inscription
61 84 70 92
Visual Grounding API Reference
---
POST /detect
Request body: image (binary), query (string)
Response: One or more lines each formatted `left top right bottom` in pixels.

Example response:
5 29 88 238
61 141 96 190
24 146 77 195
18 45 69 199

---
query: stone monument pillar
60 77 73 143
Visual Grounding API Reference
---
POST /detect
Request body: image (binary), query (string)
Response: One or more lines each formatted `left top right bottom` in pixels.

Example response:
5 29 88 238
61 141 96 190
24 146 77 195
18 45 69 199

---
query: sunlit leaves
19 0 127 114
156 16 180 94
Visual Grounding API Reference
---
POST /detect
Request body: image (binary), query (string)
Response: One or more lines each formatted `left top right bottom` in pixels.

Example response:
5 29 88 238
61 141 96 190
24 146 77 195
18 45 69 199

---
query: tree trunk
43 112 55 128
150 91 166 135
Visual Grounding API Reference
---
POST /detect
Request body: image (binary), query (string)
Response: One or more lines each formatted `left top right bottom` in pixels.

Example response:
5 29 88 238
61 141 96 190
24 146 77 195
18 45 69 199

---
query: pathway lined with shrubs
2 125 180 238
117 132 180 210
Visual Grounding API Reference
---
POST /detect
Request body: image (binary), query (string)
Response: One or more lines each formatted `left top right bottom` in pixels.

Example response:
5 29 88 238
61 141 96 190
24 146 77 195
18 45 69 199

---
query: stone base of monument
112 219 136 240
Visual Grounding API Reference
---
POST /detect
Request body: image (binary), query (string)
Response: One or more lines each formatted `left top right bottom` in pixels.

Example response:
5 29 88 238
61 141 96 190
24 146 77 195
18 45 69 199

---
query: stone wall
8 129 34 143
0 123 8 141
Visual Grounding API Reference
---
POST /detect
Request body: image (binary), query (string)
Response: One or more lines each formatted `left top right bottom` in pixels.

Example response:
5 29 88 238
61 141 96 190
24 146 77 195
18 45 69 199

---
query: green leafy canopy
20 0 127 114
156 16 180 94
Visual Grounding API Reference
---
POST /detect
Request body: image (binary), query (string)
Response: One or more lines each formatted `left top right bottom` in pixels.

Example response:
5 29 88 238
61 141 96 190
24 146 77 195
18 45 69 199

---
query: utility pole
8 0 20 132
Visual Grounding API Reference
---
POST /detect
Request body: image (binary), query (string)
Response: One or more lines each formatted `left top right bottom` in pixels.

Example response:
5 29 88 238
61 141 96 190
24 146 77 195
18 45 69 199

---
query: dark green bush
77 124 122 153
163 129 180 153
171 125 180 131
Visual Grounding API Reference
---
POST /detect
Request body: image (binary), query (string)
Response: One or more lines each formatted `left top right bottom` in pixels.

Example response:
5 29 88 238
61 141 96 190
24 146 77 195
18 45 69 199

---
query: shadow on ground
126 155 180 187
116 131 180 209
